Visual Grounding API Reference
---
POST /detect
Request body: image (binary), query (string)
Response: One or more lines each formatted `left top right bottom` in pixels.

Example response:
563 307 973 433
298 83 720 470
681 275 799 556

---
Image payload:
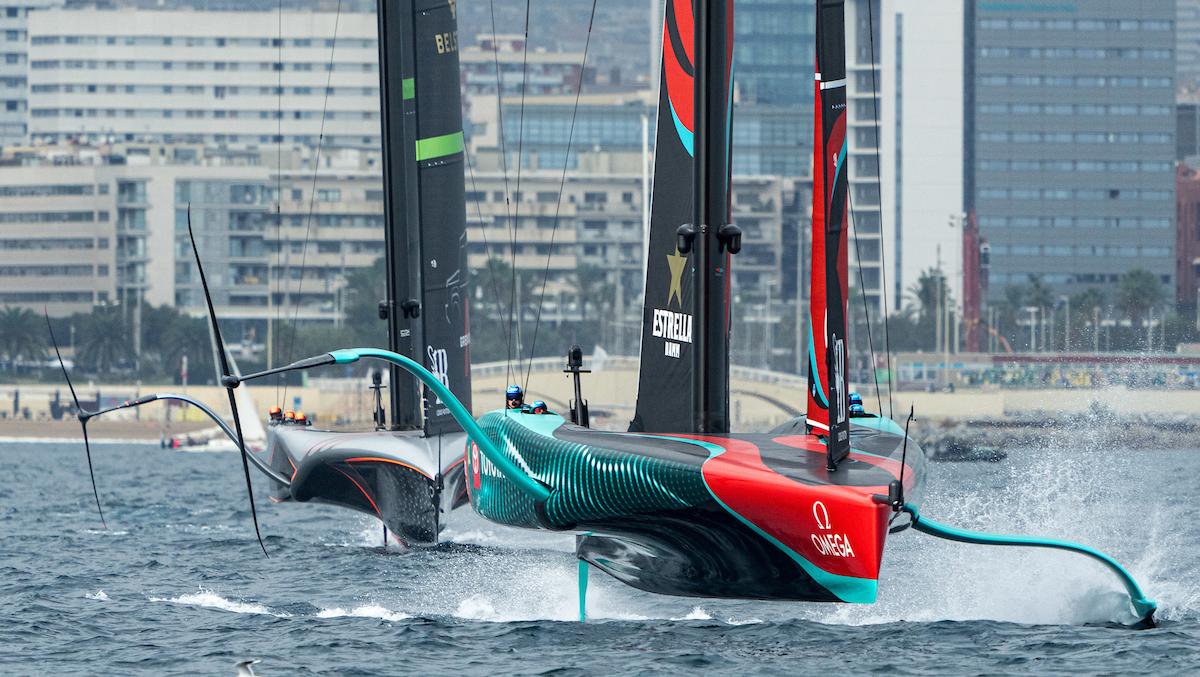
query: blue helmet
531 400 548 413
849 403 865 414
506 385 523 400
849 392 863 406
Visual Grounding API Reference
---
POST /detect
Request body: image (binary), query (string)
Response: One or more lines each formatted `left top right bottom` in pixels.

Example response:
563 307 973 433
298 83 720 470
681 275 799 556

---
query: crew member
530 400 550 415
506 385 524 410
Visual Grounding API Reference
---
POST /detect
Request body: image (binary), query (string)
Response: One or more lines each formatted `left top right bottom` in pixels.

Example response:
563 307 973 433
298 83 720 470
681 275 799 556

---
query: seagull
234 659 261 676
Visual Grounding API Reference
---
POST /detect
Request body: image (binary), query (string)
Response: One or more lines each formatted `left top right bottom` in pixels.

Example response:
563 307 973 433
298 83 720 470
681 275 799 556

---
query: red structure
1176 165 1200 306
962 209 987 352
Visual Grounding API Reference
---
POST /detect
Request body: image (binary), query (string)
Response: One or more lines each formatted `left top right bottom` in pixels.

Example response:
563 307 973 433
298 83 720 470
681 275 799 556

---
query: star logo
666 247 687 308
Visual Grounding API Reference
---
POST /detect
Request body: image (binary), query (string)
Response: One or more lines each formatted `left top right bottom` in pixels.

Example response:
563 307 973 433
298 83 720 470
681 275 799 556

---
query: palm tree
906 268 943 319
1119 268 1163 349
1069 287 1105 349
76 307 130 374
0 306 46 369
571 263 611 324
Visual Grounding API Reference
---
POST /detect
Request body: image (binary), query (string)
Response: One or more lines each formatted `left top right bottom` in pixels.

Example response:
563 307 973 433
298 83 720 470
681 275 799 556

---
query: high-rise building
878 0 965 310
1179 0 1200 89
843 0 885 315
24 7 382 149
967 1 1176 300
0 1 57 147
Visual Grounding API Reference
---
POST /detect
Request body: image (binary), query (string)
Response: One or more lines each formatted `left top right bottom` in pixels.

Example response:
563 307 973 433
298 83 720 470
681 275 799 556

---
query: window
583 192 607 203
317 242 341 253
317 189 341 202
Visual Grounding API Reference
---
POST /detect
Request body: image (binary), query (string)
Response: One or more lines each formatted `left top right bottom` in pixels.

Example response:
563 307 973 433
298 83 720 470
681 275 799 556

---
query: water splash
316 605 410 622
84 590 108 601
148 589 289 617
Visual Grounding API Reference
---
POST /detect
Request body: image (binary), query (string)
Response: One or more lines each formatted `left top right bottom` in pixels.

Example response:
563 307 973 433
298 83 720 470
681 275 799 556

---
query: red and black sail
806 0 851 467
630 0 735 433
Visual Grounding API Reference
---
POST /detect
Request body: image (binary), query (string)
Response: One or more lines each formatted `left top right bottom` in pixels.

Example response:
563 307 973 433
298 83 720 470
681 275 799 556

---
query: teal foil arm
901 504 1156 627
328 348 552 503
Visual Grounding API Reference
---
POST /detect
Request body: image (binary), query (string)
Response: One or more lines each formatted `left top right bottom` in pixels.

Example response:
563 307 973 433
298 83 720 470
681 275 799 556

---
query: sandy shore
0 418 225 442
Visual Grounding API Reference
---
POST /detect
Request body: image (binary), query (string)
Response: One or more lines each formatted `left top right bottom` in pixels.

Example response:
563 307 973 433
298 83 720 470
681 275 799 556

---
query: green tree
1068 287 1106 350
1119 268 1164 349
571 262 612 324
75 307 130 374
906 268 943 319
340 255 388 348
0 306 47 370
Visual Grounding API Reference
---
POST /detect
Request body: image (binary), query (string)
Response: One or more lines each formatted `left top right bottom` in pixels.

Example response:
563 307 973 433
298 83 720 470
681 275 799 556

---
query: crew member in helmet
530 400 550 415
506 385 525 410
847 392 875 418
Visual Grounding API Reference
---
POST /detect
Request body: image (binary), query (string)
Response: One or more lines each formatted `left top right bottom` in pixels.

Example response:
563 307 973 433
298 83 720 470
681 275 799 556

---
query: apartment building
967 1 1177 299
0 2 56 147
24 7 381 149
0 161 118 316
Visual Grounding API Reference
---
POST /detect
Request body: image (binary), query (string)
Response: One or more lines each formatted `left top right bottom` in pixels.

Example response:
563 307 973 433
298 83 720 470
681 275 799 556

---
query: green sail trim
415 131 464 161
402 77 414 100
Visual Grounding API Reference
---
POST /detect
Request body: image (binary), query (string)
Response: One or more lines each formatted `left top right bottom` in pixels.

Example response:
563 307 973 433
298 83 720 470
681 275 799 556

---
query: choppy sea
1 440 1197 676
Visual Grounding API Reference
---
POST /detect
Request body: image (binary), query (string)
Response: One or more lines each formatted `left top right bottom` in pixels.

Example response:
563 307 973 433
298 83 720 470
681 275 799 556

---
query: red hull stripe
673 434 888 601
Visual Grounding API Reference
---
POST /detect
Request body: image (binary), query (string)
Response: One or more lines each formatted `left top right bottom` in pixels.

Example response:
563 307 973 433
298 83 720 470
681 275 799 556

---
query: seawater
1 441 1197 676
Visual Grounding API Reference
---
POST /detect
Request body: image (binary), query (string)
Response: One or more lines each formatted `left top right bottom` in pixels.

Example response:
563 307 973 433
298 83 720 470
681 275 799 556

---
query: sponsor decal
434 31 458 54
470 442 481 489
652 308 692 343
832 337 846 426
810 500 856 559
427 346 449 404
666 247 688 308
665 342 680 358
475 444 502 480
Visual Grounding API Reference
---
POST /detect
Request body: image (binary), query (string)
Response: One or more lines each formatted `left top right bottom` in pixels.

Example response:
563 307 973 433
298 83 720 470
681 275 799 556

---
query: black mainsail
630 0 735 434
378 0 472 435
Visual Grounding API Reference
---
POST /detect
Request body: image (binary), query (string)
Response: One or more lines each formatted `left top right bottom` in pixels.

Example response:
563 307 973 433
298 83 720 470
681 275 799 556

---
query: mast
376 0 471 435
629 0 736 434
690 0 735 434
806 0 851 468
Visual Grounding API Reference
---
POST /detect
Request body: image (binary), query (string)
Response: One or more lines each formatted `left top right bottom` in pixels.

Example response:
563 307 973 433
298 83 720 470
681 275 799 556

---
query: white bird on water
234 659 261 676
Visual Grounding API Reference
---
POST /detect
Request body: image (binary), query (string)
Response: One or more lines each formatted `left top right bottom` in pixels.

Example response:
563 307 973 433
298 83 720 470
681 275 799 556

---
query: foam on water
84 590 108 601
148 589 289 617
671 606 712 621
795 445 1198 626
316 605 410 622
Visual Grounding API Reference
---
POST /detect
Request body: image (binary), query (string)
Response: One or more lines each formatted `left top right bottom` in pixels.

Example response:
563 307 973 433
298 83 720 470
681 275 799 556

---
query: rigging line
281 0 343 411
508 0 535 390
523 0 599 395
865 0 895 417
846 188 884 416
464 148 517 398
488 0 517 389
275 0 284 404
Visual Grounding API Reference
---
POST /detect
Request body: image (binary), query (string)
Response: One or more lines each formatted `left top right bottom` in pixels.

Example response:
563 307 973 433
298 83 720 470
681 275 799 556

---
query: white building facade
25 8 381 149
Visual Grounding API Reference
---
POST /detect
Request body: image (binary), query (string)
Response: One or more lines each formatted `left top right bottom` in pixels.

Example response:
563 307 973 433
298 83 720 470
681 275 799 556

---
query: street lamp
1058 295 1070 353
1022 306 1038 352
